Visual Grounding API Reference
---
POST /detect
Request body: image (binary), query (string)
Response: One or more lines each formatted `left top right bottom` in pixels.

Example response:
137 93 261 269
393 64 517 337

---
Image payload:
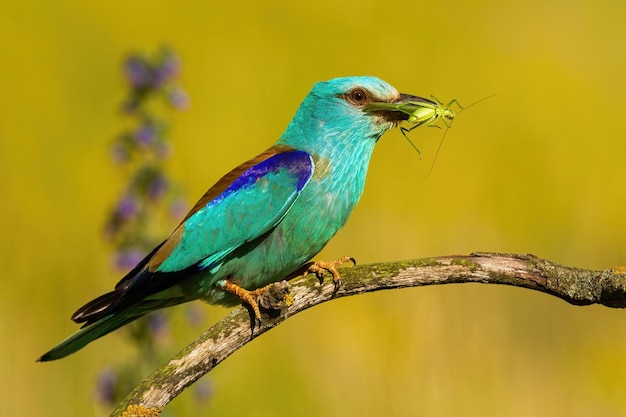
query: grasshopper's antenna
456 94 497 115
424 126 449 179
424 93 497 178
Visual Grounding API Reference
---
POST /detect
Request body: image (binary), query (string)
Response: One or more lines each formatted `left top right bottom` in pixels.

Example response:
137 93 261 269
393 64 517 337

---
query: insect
401 94 495 177
404 96 462 129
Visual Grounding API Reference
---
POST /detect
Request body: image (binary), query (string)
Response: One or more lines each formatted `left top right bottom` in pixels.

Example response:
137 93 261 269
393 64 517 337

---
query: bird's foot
218 280 291 327
303 256 356 293
218 280 274 325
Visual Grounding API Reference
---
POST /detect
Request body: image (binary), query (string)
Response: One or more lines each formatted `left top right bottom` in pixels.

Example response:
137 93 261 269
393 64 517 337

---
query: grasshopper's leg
430 95 444 106
400 127 423 159
440 116 454 129
427 119 443 129
445 99 464 111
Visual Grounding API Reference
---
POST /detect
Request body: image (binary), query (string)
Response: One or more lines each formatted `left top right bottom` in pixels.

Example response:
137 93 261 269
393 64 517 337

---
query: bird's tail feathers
71 289 123 325
37 311 140 362
38 296 187 362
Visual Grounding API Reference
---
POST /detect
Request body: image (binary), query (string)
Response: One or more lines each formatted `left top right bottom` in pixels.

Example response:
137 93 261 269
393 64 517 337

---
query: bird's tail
37 293 188 362
37 311 142 362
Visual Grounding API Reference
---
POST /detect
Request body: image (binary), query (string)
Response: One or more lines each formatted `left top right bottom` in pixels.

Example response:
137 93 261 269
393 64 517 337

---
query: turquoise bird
38 76 430 361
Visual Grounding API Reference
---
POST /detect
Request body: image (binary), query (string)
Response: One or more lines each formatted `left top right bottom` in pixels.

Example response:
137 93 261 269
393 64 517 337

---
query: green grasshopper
402 96 462 131
401 94 494 177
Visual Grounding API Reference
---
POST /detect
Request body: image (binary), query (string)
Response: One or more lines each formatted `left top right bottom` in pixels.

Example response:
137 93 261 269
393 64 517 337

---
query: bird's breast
278 149 371 255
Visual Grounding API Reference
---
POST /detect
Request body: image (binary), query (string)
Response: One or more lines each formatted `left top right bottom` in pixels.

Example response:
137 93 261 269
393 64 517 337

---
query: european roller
39 76 431 361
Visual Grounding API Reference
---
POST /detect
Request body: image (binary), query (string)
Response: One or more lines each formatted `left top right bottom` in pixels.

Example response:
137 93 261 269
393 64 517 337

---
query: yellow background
2 0 626 416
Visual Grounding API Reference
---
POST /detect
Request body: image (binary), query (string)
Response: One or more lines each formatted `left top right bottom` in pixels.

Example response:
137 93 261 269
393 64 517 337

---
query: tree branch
110 252 626 417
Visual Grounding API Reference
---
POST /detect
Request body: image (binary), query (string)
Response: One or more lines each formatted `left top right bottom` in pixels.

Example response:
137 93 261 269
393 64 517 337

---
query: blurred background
2 0 626 416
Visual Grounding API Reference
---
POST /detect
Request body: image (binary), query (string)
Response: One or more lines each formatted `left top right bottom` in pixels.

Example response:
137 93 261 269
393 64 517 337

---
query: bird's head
279 76 431 155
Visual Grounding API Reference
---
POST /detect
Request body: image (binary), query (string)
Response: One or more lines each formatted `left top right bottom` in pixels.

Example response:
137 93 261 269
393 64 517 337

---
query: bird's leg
217 280 275 323
302 256 356 293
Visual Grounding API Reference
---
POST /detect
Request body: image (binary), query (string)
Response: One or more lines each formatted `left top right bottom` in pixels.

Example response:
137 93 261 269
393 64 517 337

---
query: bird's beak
364 93 436 123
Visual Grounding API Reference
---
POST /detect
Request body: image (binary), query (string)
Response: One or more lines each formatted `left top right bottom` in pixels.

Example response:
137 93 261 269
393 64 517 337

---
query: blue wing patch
156 150 314 274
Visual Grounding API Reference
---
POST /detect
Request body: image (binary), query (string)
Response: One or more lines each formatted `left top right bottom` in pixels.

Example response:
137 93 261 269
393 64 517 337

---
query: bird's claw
303 256 356 293
218 280 275 328
218 280 292 330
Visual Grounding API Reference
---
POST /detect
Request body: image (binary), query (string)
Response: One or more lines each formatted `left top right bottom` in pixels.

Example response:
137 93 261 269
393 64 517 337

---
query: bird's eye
346 88 370 106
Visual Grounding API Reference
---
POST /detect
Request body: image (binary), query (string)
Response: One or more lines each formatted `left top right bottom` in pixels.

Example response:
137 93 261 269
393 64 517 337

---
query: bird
38 76 429 362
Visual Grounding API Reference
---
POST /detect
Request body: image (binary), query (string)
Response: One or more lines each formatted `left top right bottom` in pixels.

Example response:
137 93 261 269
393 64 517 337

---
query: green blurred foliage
2 0 626 416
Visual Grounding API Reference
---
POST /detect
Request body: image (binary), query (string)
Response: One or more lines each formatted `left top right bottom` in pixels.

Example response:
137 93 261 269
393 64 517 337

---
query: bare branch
110 253 626 416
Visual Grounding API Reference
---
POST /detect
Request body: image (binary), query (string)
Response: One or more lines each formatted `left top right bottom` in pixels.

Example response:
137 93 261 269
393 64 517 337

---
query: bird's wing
156 148 313 274
71 146 313 325
120 146 313 286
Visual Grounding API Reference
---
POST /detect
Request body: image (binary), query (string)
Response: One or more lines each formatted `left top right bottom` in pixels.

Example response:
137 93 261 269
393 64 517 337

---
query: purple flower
98 46 192 408
147 174 168 200
124 55 152 90
170 197 188 219
134 122 157 147
115 247 145 271
194 379 213 404
95 367 117 406
185 304 204 327
152 51 180 88
167 87 190 110
115 196 139 221
147 311 169 341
